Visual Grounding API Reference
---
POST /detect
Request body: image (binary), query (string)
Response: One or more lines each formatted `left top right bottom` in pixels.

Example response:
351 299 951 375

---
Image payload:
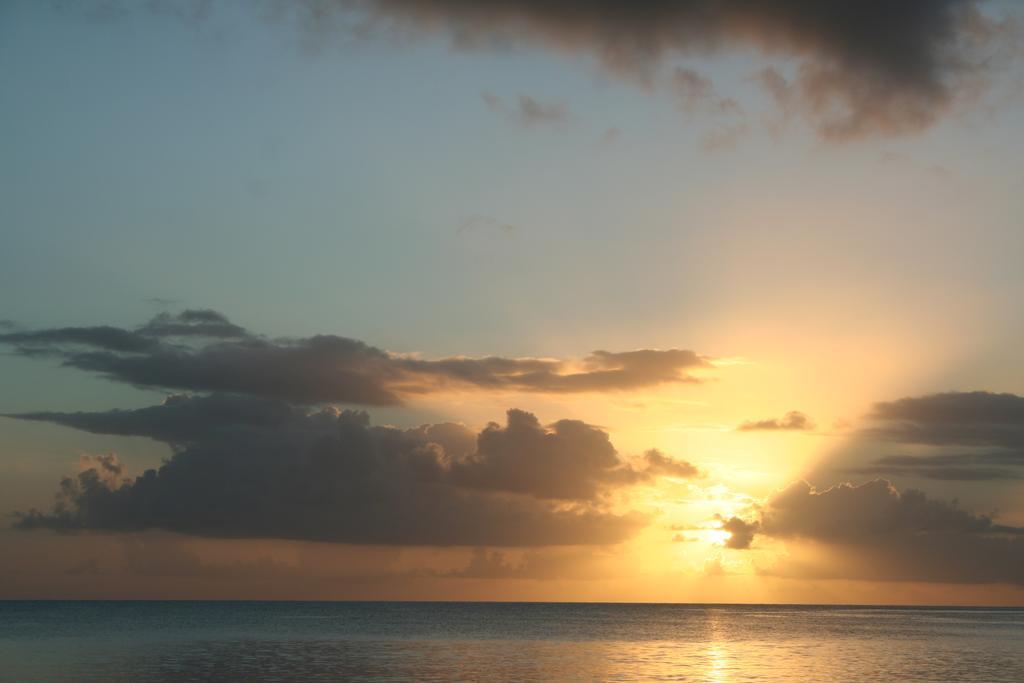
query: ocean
1 601 1022 681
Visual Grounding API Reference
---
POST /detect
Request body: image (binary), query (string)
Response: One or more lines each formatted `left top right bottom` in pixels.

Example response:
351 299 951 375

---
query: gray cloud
747 479 1024 584
10 398 697 545
865 391 1024 448
0 312 708 405
340 0 1009 139
855 391 1024 481
737 410 813 432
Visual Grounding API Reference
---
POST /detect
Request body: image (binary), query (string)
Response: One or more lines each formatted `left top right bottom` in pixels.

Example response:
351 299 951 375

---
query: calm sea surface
1 601 1022 681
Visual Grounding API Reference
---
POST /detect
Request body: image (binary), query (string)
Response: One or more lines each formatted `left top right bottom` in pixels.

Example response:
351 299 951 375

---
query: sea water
1 601 1022 681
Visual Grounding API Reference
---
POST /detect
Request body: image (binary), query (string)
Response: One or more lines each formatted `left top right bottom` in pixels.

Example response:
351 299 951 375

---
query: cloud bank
853 391 1024 481
11 396 699 546
738 478 1024 584
0 311 708 405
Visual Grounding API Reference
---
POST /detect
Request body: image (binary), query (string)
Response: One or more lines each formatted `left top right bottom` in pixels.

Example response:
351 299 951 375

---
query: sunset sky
2 0 1024 604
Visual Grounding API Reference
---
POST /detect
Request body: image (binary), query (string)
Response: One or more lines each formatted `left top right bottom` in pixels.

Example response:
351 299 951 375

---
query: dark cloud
0 312 708 405
449 413 699 500
11 399 661 546
719 515 759 549
855 392 1024 481
66 335 406 405
865 391 1024 448
737 410 813 432
450 409 635 500
761 479 1005 538
8 393 307 446
482 92 568 126
748 479 1024 584
11 398 696 504
340 0 1009 139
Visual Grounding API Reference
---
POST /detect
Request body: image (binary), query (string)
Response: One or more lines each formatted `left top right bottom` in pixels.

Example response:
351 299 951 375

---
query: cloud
450 417 699 500
482 92 568 126
9 393 309 446
747 479 1024 584
11 397 697 503
671 68 741 116
640 449 700 479
450 409 637 500
719 515 759 549
854 391 1024 481
11 398 666 546
55 1 1017 140
0 310 251 357
670 68 748 150
846 454 1023 482
865 391 1024 448
0 326 159 353
137 309 250 339
0 312 708 405
737 410 814 431
339 0 1011 139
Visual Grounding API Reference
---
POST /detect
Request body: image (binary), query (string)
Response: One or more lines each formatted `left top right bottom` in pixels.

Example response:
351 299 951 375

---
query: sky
1 0 1024 604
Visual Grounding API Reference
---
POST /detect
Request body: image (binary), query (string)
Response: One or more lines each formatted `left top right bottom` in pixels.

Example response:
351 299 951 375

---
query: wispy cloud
482 92 569 127
737 411 814 432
